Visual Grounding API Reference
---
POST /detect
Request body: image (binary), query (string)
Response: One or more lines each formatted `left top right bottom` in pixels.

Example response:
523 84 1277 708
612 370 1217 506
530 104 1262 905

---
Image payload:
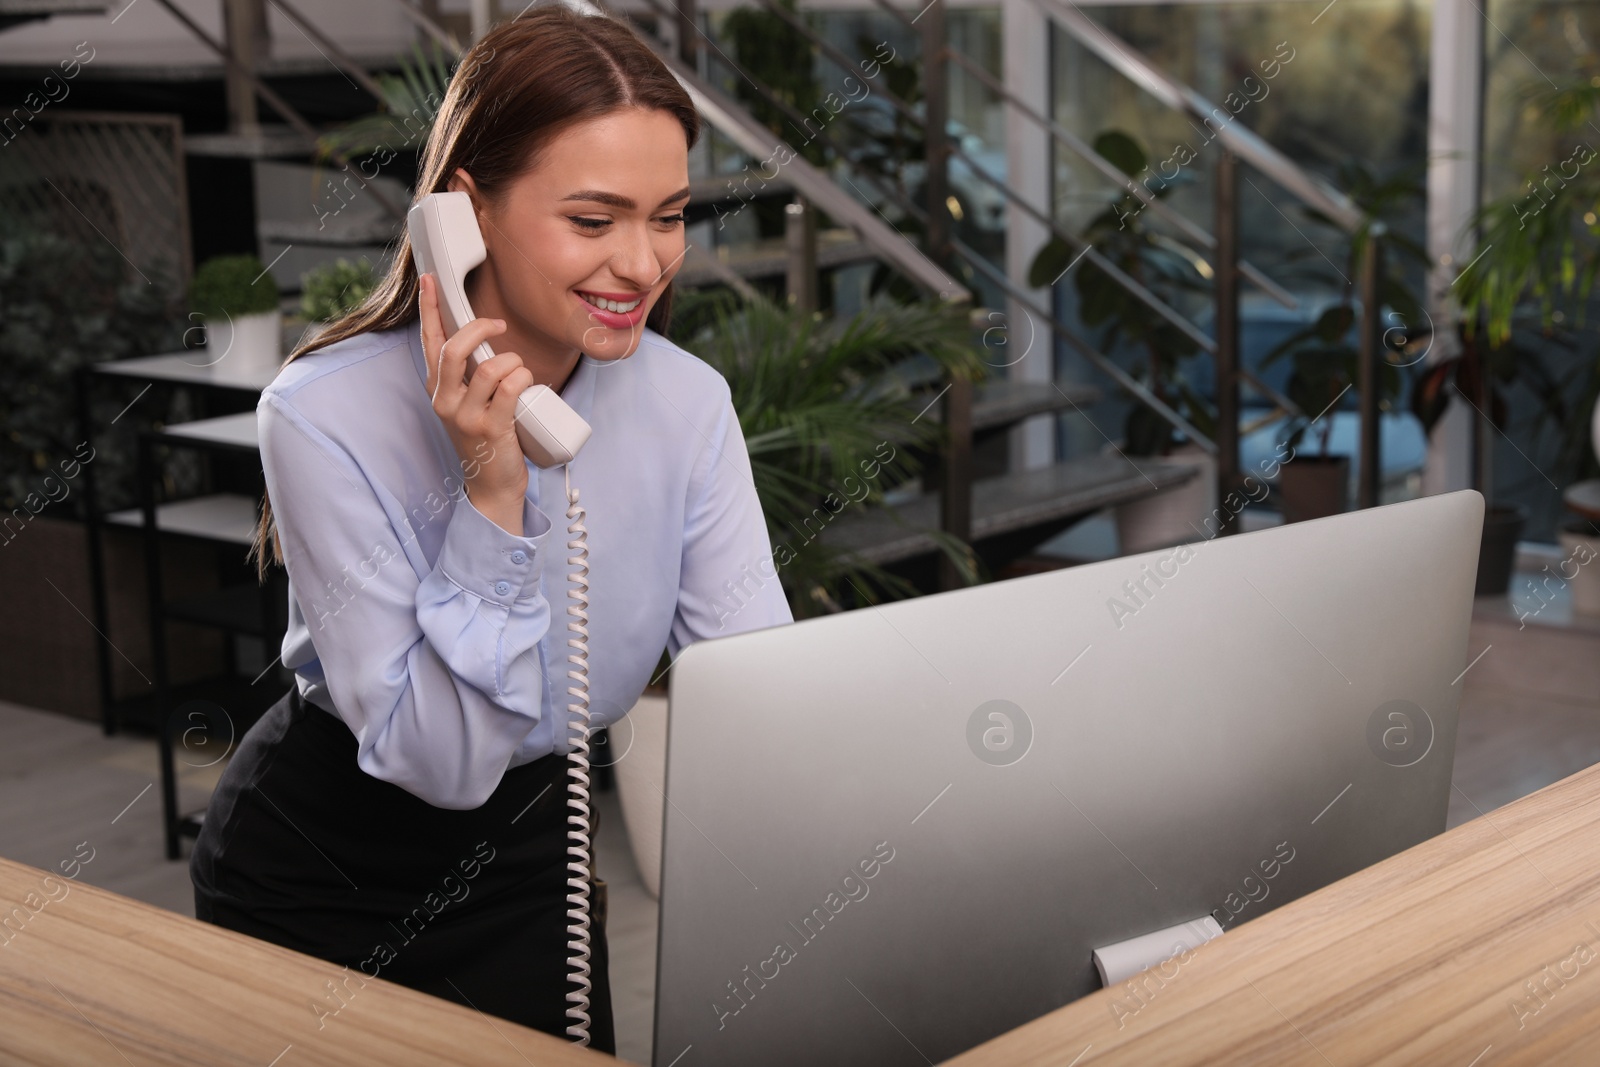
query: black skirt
190 684 615 1054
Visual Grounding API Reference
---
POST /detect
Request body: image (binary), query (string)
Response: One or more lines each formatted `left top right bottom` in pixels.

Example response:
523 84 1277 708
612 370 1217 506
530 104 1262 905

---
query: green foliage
707 12 983 301
1439 74 1600 492
837 36 924 209
1028 129 1214 456
1458 178 1600 345
317 41 454 164
1091 129 1146 178
669 289 985 615
1453 79 1600 345
722 0 828 171
0 232 180 513
1262 304 1399 453
1410 314 1600 492
840 45 994 305
1264 159 1426 455
301 259 378 323
189 254 279 319
1295 160 1430 329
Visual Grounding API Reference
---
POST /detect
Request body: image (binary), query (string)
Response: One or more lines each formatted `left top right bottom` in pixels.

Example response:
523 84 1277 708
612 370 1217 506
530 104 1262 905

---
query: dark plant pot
1278 454 1349 524
1475 505 1527 597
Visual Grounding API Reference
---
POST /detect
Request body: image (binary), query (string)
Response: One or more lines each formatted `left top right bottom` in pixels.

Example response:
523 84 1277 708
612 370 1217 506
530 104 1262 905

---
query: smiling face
448 106 690 387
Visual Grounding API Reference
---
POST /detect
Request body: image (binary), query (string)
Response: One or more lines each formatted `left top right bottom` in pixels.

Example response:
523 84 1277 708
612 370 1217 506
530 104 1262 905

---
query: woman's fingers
418 274 450 400
486 361 536 431
419 275 507 416
460 351 522 423
415 273 531 510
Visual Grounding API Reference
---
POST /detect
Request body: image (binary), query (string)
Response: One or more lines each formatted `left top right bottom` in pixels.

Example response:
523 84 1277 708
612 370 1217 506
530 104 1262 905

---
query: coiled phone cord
562 463 594 1045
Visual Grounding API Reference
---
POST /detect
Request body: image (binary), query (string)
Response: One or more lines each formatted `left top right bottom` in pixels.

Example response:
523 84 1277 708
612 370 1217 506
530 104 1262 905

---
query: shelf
94 352 279 392
162 412 260 450
105 493 260 546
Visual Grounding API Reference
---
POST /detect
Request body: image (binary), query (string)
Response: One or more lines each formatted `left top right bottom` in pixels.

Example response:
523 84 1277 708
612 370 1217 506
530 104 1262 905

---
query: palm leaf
316 41 456 163
677 290 984 616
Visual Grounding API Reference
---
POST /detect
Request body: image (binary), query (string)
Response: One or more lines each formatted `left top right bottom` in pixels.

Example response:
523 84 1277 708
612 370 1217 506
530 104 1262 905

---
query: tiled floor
2 567 1597 1066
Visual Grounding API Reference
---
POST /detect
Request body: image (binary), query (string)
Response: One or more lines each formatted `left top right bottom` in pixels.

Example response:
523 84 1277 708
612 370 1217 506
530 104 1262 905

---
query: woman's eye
566 213 685 230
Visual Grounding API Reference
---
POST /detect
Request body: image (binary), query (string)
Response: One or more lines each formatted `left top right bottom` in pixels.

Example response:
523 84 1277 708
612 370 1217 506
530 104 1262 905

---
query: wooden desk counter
0 857 616 1066
944 761 1600 1066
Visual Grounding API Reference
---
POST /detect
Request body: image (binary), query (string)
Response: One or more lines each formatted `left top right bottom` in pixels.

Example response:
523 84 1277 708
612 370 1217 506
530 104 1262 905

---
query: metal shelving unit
77 357 289 859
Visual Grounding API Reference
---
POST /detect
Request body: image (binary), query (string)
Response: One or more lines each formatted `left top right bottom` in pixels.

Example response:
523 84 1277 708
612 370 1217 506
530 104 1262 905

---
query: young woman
190 6 792 1053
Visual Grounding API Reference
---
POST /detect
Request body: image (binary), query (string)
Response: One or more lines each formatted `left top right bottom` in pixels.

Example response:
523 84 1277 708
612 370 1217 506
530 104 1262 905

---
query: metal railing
671 0 1250 439
652 38 971 302
1035 0 1387 512
149 0 406 220
624 0 1233 581
694 0 1388 516
209 0 1388 569
938 45 1298 311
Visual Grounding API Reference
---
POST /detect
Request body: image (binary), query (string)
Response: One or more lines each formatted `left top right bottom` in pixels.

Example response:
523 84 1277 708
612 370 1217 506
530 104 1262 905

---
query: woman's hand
418 272 535 536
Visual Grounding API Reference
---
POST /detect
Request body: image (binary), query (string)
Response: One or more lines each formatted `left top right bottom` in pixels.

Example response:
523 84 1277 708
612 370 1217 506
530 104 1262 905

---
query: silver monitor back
653 490 1483 1066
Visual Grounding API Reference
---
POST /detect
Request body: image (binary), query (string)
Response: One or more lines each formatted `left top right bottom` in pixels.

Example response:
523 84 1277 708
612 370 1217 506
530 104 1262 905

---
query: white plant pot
613 693 669 899
1112 442 1218 555
1558 529 1600 617
205 309 282 374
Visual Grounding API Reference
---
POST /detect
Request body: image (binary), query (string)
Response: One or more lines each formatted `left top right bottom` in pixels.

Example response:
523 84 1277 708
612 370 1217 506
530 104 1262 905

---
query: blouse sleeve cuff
433 493 553 607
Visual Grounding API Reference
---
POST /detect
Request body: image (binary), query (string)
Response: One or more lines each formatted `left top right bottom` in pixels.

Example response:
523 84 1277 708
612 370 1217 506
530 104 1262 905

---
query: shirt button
510 550 527 565
494 580 511 596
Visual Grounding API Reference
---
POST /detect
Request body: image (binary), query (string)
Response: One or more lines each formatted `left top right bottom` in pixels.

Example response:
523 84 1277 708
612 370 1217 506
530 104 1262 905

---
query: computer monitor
653 490 1483 1066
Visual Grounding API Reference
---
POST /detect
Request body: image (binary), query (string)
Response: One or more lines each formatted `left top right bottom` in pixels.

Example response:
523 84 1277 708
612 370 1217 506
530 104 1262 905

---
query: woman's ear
446 168 480 199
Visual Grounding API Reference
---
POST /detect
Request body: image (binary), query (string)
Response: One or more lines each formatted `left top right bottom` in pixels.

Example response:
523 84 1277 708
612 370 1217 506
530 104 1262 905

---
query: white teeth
581 292 641 314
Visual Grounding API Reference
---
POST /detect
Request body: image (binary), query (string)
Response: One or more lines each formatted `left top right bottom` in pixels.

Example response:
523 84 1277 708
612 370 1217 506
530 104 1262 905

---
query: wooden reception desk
945 761 1600 1065
0 855 613 1066
8 761 1600 1065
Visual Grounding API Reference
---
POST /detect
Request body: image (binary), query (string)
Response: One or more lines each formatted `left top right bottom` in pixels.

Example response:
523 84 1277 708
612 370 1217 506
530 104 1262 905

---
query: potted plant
1408 319 1564 594
1447 75 1600 599
613 289 985 896
1260 160 1426 524
1260 306 1364 522
1028 130 1217 554
190 254 281 373
301 258 378 323
675 287 984 613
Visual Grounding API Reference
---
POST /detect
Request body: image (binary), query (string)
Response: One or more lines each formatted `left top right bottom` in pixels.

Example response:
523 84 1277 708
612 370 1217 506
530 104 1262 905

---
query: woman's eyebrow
559 186 692 210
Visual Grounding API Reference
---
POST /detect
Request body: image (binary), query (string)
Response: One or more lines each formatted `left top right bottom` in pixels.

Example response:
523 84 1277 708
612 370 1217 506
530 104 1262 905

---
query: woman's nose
607 227 673 291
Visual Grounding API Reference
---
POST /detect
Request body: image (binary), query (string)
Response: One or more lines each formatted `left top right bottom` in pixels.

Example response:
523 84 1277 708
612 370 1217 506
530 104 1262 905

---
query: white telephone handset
408 190 600 1047
407 191 592 468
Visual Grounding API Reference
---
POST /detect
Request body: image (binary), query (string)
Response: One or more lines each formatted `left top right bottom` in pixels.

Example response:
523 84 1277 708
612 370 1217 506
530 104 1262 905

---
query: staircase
16 0 1394 588
608 0 1393 581
668 156 1197 576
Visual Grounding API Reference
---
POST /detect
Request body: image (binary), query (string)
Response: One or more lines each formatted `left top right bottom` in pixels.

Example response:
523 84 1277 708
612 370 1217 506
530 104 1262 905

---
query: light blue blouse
260 322 793 809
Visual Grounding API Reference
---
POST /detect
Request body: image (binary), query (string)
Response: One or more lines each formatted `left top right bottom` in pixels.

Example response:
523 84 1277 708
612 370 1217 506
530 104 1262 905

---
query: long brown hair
248 5 700 581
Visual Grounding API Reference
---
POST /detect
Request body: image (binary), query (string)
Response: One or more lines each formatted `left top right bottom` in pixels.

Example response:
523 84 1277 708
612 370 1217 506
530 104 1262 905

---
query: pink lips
575 289 647 329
